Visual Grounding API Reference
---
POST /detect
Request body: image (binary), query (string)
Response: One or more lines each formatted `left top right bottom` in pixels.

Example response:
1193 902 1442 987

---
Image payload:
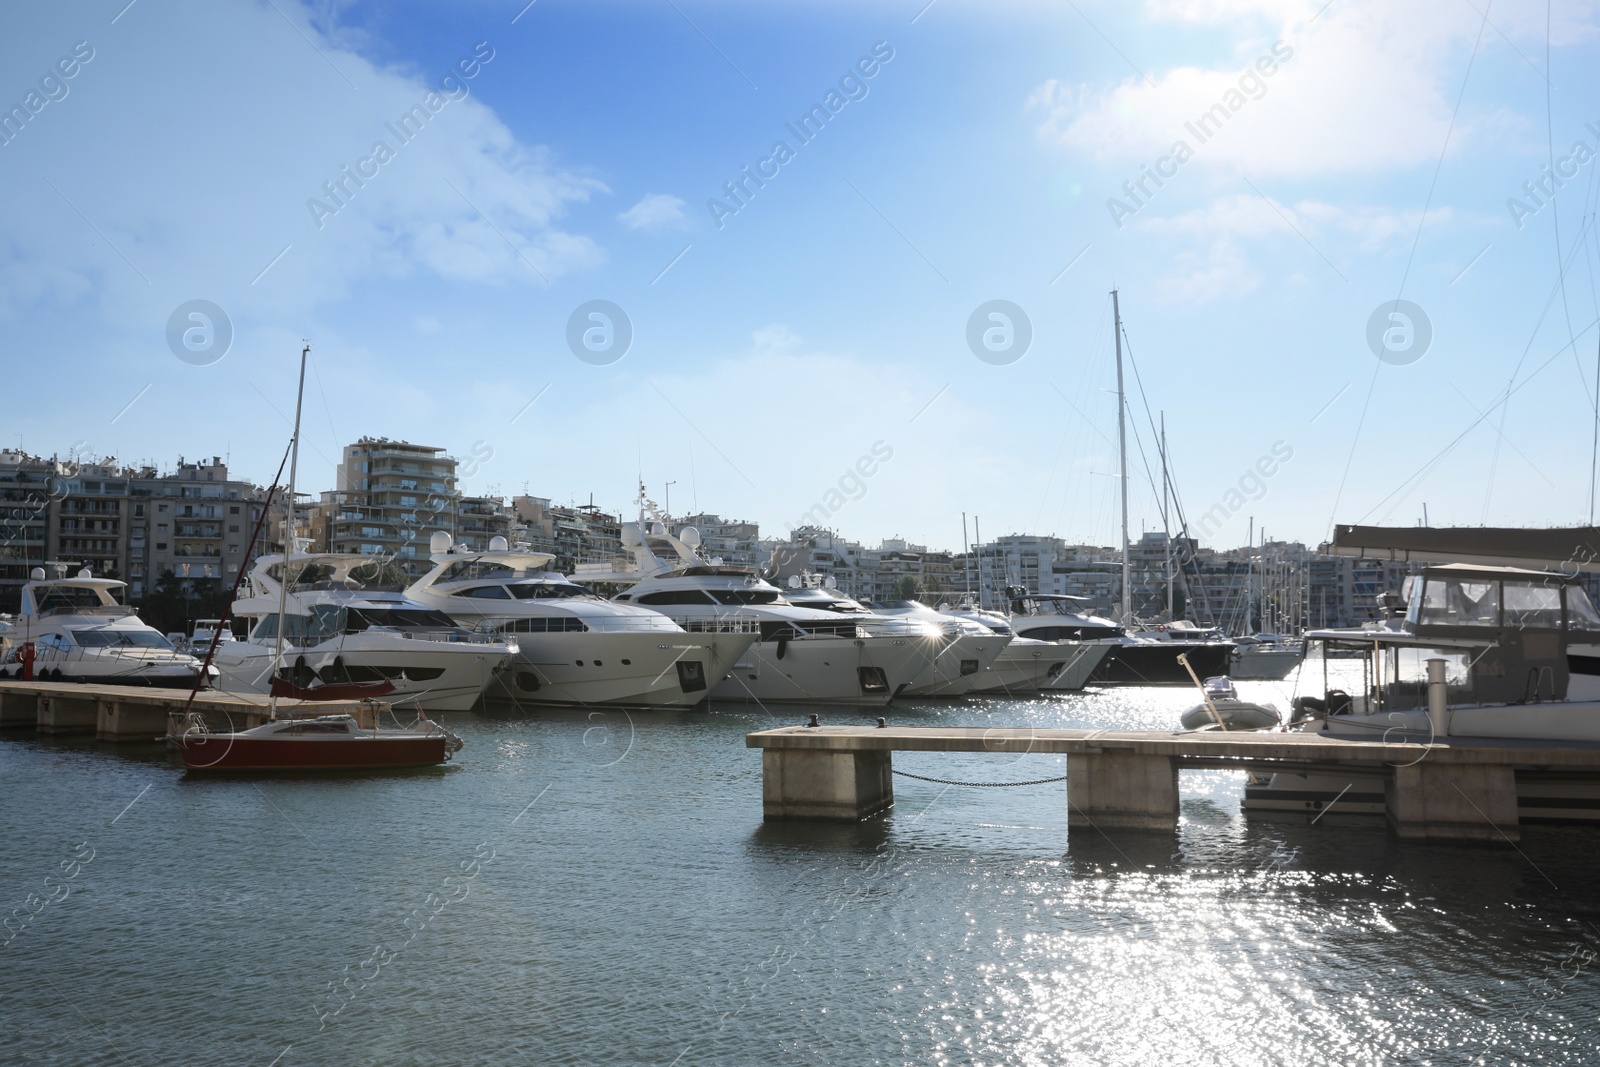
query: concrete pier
747 724 1600 842
0 681 382 743
1067 748 1179 832
762 749 893 820
1387 762 1520 842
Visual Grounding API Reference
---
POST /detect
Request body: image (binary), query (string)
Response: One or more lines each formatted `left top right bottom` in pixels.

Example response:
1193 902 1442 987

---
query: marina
10 1 1600 1061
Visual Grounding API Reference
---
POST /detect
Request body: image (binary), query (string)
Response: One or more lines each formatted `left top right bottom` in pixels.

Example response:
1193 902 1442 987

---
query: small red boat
173 713 461 772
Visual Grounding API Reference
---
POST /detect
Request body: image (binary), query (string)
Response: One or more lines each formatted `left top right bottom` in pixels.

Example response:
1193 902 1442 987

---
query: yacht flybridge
575 506 934 705
936 599 1079 695
406 533 758 708
1244 563 1600 822
0 564 208 686
210 550 517 712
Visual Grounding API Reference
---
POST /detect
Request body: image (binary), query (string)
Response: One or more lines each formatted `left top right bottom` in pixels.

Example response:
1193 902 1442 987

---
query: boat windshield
439 560 516 583
345 607 459 631
708 588 781 606
37 587 116 612
509 582 596 600
72 630 175 649
1412 572 1600 631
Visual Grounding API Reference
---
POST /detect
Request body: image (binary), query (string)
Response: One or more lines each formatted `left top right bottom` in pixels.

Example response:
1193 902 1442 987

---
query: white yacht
0 564 209 686
778 579 1007 697
1244 564 1600 823
576 513 933 706
211 551 518 712
1229 634 1304 680
405 533 758 708
937 599 1079 695
988 589 1124 690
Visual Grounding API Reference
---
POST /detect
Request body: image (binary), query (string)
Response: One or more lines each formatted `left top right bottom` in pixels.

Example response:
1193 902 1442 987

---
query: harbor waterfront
6 676 1600 1064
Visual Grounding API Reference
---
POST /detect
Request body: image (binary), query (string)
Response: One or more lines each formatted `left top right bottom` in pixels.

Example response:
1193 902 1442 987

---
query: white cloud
0 0 607 328
617 192 688 231
1027 0 1581 178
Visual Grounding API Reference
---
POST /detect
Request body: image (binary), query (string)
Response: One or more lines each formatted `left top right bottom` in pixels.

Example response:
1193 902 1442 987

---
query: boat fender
775 635 788 660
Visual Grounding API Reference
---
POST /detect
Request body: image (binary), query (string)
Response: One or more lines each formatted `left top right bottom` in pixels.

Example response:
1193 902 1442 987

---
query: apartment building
320 437 511 574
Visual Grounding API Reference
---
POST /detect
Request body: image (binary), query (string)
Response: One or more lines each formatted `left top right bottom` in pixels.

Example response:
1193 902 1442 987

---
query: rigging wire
1324 5 1494 539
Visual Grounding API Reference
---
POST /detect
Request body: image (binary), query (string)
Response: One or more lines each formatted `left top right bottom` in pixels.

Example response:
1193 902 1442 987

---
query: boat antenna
268 342 310 720
1112 289 1131 626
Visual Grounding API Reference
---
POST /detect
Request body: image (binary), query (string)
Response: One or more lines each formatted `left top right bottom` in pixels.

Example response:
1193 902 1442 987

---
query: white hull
1243 769 1600 824
0 646 203 686
967 638 1072 695
211 638 507 713
1041 641 1119 691
489 630 757 708
711 635 931 706
1248 701 1600 823
902 633 1010 698
1229 645 1304 680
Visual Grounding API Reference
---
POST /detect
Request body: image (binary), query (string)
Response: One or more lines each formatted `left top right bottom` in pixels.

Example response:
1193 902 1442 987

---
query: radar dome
30 567 44 581
621 522 644 548
489 535 509 551
787 574 801 588
650 521 667 537
430 532 453 554
680 527 702 547
823 576 837 589
79 568 92 579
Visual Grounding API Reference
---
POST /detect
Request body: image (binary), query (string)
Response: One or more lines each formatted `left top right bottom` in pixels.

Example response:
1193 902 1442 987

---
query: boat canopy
1323 524 1600 573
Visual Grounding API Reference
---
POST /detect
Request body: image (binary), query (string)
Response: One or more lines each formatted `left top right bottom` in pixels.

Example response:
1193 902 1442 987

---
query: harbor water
4 676 1600 1066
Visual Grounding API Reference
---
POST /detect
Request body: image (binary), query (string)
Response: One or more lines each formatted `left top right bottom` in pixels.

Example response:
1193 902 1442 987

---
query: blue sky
4 0 1600 552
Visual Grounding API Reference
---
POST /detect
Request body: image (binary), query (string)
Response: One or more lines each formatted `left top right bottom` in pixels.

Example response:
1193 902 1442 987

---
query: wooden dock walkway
0 681 383 742
746 724 1600 842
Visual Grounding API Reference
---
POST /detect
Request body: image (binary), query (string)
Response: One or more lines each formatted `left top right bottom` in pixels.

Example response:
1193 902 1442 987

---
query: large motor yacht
1243 564 1600 823
406 533 758 708
0 564 209 686
991 589 1127 689
936 598 1081 695
576 515 933 705
779 578 1008 697
211 551 518 712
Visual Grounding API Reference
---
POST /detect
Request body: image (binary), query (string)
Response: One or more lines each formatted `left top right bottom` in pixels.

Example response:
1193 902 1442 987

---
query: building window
228 525 240 533
156 542 167 550
230 505 240 514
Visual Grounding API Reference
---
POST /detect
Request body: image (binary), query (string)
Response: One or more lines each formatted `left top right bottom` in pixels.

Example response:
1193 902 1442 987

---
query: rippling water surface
5 673 1600 1066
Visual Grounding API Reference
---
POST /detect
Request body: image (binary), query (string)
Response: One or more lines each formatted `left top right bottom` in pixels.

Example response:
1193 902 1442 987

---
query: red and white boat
172 712 461 771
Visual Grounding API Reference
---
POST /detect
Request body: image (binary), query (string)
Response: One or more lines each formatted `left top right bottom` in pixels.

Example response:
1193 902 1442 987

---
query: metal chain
890 770 1067 787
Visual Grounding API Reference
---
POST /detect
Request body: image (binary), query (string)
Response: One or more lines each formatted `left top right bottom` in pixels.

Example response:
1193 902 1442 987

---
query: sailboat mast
974 515 984 610
1161 411 1172 620
961 512 972 600
1113 289 1130 625
268 343 310 719
1246 517 1254 635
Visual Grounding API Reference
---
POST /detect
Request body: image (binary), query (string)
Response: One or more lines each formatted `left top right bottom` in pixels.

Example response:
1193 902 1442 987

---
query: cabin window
498 617 587 633
1569 585 1600 631
72 630 174 650
637 590 718 606
1418 578 1499 627
708 588 780 606
1502 581 1564 629
509 583 592 599
454 585 511 599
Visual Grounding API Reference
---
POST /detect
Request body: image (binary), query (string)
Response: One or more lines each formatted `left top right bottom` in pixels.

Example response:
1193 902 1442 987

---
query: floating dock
746 724 1600 842
0 681 382 742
